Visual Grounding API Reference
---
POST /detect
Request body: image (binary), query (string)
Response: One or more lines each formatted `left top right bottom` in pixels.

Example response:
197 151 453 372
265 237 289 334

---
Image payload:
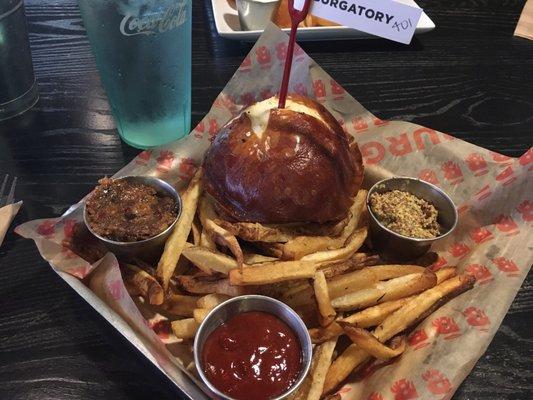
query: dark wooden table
0 0 531 399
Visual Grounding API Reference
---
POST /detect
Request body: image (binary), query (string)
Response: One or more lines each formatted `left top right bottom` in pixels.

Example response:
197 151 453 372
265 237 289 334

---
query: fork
0 174 17 208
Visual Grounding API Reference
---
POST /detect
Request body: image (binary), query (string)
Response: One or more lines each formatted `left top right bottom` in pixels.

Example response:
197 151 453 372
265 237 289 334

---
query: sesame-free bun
203 94 364 223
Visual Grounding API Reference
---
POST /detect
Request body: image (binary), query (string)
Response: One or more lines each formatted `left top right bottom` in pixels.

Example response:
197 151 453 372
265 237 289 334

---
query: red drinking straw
278 0 312 109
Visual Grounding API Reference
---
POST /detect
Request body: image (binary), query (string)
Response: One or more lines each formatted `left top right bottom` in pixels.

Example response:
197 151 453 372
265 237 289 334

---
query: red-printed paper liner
15 24 532 399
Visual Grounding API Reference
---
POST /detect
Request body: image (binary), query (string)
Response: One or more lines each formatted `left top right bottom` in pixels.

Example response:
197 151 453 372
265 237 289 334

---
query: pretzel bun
203 95 364 223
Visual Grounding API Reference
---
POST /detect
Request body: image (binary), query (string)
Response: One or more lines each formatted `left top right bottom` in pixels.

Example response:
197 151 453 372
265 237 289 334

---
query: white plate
210 0 435 41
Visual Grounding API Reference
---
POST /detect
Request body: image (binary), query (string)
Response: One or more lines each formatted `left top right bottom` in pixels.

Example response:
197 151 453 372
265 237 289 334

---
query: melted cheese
245 96 325 137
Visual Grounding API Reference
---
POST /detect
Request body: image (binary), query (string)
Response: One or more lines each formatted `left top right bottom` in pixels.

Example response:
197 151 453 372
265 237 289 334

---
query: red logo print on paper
419 169 439 185
313 79 326 98
469 226 493 244
413 128 441 151
448 242 470 259
352 116 368 132
475 185 492 202
429 256 448 271
255 46 271 68
361 142 386 165
441 161 464 185
208 119 219 141
391 378 418 400
193 121 205 139
492 257 520 277
465 153 489 176
178 158 196 180
150 319 171 340
373 117 389 127
37 220 56 237
275 41 287 61
330 79 345 99
422 369 452 396
387 133 413 157
63 219 77 239
293 82 308 96
408 329 429 349
518 147 533 169
432 316 461 340
463 307 490 332
490 151 512 164
465 264 492 285
135 150 152 166
109 279 124 301
493 215 519 235
495 166 516 186
239 55 252 71
457 203 469 215
156 151 175 173
517 201 533 222
368 392 384 400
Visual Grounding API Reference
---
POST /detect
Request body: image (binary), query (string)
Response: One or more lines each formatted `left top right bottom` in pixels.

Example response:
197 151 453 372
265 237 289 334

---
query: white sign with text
296 0 423 44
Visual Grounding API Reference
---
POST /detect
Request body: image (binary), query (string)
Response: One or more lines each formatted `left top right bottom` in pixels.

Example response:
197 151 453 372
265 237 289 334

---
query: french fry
309 296 415 344
309 323 343 344
340 296 415 327
243 253 278 264
121 263 164 305
282 191 367 260
319 253 380 279
301 227 367 264
161 293 199 317
171 318 199 339
182 244 238 275
340 324 406 360
324 274 475 394
374 274 476 342
229 260 317 285
331 271 437 311
313 271 336 327
253 241 285 258
199 195 244 267
323 344 369 395
327 267 379 299
156 169 202 290
200 228 216 250
281 283 314 309
196 293 231 309
435 266 457 283
193 308 210 324
176 275 249 296
326 264 425 300
290 339 337 400
191 217 201 246
215 219 297 243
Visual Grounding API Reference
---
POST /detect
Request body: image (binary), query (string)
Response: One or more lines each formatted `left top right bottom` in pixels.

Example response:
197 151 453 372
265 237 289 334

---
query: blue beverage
77 0 191 149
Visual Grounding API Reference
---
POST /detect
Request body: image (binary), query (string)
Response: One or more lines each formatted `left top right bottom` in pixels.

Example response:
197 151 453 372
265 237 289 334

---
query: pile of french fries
120 168 475 399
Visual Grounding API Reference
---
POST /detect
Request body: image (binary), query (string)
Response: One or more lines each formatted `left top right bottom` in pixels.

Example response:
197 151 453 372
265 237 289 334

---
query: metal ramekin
194 295 313 400
83 176 181 261
236 0 279 31
367 177 458 261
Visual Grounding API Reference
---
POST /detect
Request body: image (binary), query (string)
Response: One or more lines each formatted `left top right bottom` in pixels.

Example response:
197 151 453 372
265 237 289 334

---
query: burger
203 94 364 225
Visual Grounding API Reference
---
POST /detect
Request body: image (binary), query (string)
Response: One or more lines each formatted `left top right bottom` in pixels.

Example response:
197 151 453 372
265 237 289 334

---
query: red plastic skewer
278 0 312 109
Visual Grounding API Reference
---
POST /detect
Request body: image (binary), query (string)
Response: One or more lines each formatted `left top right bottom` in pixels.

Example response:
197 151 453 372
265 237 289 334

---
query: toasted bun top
203 95 364 223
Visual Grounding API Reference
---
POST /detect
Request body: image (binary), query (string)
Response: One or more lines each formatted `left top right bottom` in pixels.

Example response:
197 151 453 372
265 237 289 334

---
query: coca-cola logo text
120 3 187 36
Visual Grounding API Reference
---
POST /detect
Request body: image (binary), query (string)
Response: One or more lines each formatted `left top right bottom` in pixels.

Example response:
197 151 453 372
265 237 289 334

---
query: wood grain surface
0 0 531 399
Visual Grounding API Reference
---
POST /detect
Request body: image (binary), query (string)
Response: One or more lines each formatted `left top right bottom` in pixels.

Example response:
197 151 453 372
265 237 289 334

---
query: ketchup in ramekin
201 311 302 400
